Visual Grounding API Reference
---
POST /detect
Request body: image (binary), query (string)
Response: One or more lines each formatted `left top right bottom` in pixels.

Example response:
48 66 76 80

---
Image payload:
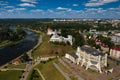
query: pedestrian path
35 68 46 80
53 62 71 80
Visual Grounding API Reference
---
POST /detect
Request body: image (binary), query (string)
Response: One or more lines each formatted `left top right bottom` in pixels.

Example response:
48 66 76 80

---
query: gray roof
80 45 104 56
69 53 78 59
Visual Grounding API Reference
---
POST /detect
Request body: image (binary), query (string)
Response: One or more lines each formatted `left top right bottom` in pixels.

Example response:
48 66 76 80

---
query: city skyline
0 0 120 19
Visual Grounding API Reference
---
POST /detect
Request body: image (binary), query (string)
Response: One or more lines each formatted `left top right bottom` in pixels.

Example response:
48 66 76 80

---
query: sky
0 0 120 19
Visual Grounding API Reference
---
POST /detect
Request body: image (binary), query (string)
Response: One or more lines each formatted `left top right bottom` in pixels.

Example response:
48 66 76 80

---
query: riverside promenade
20 35 42 80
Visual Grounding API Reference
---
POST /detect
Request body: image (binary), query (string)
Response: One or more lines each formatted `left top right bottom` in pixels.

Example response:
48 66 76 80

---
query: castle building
65 45 107 73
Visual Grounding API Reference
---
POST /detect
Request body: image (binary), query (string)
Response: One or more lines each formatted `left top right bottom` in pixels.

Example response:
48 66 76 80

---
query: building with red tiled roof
110 47 120 59
47 28 61 35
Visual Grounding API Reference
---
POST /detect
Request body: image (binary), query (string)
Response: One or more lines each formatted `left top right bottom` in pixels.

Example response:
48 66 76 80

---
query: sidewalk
53 63 71 80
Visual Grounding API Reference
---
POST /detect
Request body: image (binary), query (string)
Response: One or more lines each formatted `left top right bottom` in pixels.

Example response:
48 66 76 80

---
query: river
0 30 38 66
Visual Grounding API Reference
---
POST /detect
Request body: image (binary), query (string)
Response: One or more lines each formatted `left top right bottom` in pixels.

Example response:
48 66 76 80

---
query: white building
110 34 120 45
53 19 81 22
49 34 73 45
65 45 107 73
110 47 120 59
65 53 78 64
47 28 61 35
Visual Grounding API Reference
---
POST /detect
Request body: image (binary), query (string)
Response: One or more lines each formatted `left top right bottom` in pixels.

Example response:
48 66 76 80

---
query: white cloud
56 7 72 11
108 7 120 11
48 9 53 12
4 6 14 8
6 8 26 13
85 3 103 7
30 9 43 12
15 8 26 11
21 0 37 3
73 4 79 6
19 3 35 7
85 8 107 13
7 10 14 12
102 0 118 4
85 0 118 7
57 7 66 10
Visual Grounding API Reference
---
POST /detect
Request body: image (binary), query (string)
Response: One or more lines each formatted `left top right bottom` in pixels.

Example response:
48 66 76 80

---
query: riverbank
0 40 23 48
0 29 41 80
0 29 38 66
20 34 42 80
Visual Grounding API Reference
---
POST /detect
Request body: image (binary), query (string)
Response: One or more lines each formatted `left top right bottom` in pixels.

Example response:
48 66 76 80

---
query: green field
32 34 74 59
0 70 22 80
27 69 42 80
35 59 66 80
56 61 77 80
6 63 26 69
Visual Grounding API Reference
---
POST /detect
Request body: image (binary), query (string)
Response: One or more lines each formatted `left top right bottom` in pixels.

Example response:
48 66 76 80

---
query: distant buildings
53 19 81 22
53 18 97 22
12 57 21 65
110 33 120 45
110 47 120 59
47 28 73 45
49 34 73 45
65 45 107 73
47 28 61 35
40 54 60 61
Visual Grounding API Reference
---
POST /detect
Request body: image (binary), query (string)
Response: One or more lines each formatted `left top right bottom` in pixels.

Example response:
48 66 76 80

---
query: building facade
110 47 120 59
65 45 107 73
47 28 61 35
49 34 73 45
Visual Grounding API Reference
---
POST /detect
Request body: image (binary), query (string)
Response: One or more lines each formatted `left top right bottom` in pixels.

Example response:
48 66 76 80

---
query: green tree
21 53 29 62
73 33 85 48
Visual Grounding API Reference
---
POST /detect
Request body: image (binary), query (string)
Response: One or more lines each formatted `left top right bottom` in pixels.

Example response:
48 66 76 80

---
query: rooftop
80 45 104 56
69 53 78 59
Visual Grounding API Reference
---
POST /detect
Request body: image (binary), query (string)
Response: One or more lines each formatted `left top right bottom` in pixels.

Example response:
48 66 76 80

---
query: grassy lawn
32 34 74 59
56 61 77 80
6 63 26 69
56 61 72 74
27 69 42 80
27 67 34 80
35 59 66 80
0 70 22 80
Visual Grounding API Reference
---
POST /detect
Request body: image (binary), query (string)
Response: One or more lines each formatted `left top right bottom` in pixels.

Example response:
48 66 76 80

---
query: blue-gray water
0 30 38 66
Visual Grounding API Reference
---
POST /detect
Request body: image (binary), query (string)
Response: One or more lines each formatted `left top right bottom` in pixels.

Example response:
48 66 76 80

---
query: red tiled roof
112 47 120 51
91 37 108 48
40 54 61 57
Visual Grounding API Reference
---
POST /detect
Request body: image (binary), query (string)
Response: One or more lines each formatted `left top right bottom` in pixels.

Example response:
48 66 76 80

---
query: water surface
0 30 38 66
